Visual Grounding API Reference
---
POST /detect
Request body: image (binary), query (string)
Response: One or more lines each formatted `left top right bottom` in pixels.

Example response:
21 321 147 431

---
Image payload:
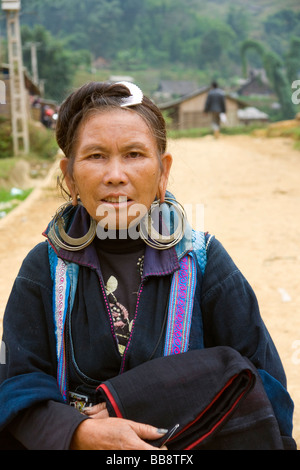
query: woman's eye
88 153 105 160
127 152 142 159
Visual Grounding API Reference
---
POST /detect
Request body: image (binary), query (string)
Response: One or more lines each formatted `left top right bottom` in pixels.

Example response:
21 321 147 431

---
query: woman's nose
103 158 128 185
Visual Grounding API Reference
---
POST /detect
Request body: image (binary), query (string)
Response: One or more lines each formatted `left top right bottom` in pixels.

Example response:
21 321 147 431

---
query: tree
262 9 300 57
285 37 300 84
200 22 236 65
15 0 300 92
241 39 296 119
264 9 299 36
21 0 123 59
21 25 91 101
226 5 250 41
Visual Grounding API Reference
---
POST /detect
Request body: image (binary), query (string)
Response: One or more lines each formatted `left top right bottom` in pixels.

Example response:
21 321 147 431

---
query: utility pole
0 80 5 104
2 0 29 155
30 41 39 85
25 41 40 85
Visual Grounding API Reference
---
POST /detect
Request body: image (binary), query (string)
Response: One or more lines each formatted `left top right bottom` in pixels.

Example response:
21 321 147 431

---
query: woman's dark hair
56 81 167 161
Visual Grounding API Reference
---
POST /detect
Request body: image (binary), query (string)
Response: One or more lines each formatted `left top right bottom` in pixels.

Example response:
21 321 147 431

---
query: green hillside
1 0 299 119
191 0 300 22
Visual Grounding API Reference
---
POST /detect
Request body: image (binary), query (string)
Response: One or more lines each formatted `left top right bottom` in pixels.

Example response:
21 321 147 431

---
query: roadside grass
0 187 33 218
167 124 268 139
0 158 16 182
167 123 300 152
0 118 58 219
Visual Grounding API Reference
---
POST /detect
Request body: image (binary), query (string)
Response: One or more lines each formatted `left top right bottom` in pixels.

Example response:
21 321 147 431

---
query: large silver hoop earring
139 197 186 250
48 201 97 252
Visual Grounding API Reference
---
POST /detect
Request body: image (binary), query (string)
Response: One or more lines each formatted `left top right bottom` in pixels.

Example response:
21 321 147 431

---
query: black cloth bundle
97 346 284 450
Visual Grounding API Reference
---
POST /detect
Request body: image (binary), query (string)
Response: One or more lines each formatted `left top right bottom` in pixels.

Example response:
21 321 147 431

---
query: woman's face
60 108 172 231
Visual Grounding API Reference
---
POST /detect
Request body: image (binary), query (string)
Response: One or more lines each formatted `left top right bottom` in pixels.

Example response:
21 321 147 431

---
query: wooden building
237 71 274 97
0 64 57 122
0 64 40 119
159 87 248 130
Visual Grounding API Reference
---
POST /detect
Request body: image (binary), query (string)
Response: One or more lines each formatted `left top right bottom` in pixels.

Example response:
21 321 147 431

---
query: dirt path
0 134 299 447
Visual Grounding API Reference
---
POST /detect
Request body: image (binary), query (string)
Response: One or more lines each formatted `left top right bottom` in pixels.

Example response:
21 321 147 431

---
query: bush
167 127 212 139
28 122 58 160
0 158 16 181
0 117 58 159
0 117 13 159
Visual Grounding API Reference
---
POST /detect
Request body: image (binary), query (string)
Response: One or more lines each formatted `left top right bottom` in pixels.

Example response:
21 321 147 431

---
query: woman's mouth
97 196 148 230
102 196 129 204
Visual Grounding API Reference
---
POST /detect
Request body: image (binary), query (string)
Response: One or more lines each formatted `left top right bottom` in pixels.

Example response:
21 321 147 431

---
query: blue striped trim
164 254 197 356
48 244 72 402
164 231 207 357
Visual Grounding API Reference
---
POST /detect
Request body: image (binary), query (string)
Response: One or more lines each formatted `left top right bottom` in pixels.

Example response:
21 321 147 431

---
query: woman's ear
158 152 173 202
60 158 78 205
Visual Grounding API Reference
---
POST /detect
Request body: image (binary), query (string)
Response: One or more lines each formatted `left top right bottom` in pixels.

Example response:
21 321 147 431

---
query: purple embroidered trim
163 255 196 356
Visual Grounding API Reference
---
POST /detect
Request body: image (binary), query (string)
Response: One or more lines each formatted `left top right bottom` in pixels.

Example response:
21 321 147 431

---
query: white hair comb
116 81 144 107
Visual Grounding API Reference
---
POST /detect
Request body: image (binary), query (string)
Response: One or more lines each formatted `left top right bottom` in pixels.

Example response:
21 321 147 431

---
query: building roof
158 86 209 109
157 80 199 96
1 63 41 96
237 106 269 120
237 71 274 96
158 86 247 110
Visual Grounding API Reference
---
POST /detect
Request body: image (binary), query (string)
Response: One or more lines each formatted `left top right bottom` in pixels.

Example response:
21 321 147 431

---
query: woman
0 82 296 450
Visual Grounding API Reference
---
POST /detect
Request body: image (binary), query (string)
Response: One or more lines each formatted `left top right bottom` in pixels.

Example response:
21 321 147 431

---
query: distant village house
157 80 270 129
237 70 274 97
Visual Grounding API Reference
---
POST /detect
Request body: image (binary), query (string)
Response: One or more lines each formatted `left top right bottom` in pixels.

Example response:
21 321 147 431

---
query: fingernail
157 428 168 435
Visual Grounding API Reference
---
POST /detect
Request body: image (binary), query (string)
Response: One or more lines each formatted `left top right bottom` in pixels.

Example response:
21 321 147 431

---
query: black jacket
0 207 295 449
204 88 226 113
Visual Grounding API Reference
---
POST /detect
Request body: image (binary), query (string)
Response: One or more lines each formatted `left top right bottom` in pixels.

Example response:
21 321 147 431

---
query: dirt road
0 134 299 446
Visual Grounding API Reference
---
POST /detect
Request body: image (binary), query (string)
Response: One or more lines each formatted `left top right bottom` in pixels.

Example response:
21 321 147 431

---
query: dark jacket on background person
204 87 226 114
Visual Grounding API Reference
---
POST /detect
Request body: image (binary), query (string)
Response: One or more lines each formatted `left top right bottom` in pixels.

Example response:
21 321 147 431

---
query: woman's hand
82 402 109 419
70 415 168 450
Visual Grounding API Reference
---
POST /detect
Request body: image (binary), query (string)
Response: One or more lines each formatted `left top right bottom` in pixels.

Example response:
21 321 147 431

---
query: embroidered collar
43 204 186 278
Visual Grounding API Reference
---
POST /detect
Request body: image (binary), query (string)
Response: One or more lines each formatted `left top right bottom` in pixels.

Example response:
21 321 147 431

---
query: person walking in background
204 81 226 138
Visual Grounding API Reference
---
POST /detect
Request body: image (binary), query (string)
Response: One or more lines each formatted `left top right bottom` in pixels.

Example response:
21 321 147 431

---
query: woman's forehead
77 108 157 148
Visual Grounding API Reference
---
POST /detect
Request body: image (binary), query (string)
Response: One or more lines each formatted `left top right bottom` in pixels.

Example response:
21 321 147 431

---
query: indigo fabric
97 347 285 450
